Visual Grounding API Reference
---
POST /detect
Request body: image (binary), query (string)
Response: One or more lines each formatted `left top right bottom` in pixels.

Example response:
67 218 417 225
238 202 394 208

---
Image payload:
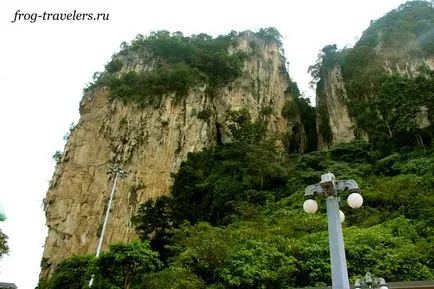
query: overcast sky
0 0 409 288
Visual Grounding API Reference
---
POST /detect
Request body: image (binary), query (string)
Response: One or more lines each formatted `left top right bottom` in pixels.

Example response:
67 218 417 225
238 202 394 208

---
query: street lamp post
355 272 389 289
303 172 364 289
89 167 127 287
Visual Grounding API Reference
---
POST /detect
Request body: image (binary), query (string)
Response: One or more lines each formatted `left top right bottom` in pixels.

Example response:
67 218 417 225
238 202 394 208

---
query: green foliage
227 109 268 144
143 267 205 289
284 79 301 97
95 240 162 288
85 27 287 106
281 101 297 120
93 30 250 106
349 2 434 147
169 222 296 288
46 16 434 288
44 138 434 288
219 237 295 288
136 111 286 229
399 156 434 175
107 63 201 107
170 222 229 284
375 153 401 176
105 59 123 73
329 139 376 163
171 113 287 225
197 108 212 121
131 196 174 261
39 255 93 289
366 174 434 220
63 123 76 141
363 73 434 149
132 112 291 263
359 1 434 53
39 240 161 289
254 27 283 46
0 229 8 258
128 118 434 287
260 105 274 116
308 44 344 85
344 220 434 281
311 2 434 151
52 151 62 164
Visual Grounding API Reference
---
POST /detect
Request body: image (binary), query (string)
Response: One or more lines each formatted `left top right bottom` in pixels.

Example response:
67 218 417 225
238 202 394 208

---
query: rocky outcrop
316 54 434 149
316 65 356 149
40 32 292 277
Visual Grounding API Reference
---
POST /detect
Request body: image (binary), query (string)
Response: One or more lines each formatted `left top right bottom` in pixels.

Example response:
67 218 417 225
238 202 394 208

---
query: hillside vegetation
38 113 434 288
85 28 282 106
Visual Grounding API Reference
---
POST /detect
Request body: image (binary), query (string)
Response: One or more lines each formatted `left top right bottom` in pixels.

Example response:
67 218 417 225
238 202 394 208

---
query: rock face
316 65 355 149
315 1 434 148
316 54 434 149
40 32 291 277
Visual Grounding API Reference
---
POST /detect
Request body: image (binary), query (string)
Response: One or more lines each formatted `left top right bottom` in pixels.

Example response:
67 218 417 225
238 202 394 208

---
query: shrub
101 30 250 106
105 59 123 73
197 109 212 121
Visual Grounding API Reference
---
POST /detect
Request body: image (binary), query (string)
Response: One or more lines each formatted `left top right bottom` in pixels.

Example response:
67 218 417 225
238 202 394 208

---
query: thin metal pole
89 170 120 287
326 196 350 289
95 174 118 258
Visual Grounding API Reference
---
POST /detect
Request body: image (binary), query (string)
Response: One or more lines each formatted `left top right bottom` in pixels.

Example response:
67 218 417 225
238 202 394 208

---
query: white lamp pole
89 167 127 287
304 172 363 289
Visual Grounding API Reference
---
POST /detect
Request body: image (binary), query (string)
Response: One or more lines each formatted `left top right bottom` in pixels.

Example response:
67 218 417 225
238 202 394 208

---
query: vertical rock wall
40 33 292 277
316 55 434 149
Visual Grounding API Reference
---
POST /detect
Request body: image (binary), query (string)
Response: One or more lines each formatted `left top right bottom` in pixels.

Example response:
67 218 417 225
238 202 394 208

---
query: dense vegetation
310 1 434 149
0 229 8 259
85 28 283 107
354 0 434 54
38 112 434 288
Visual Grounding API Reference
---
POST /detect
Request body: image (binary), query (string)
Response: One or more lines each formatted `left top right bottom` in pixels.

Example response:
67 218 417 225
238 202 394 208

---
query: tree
52 151 62 164
95 240 162 289
143 267 205 289
38 240 161 289
0 229 8 258
255 27 283 45
132 196 174 260
40 255 93 289
168 221 297 288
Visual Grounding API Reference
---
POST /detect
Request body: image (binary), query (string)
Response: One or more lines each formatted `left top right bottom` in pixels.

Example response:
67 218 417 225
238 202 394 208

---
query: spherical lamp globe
303 199 318 214
339 210 345 223
347 192 363 209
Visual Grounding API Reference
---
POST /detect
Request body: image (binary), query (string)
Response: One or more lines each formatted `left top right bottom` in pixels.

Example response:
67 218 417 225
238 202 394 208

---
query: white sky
0 0 408 288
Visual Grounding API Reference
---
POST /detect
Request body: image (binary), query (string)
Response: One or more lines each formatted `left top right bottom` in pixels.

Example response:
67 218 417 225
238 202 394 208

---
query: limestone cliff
317 55 434 149
316 65 355 149
40 31 293 277
316 55 434 149
315 1 434 149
